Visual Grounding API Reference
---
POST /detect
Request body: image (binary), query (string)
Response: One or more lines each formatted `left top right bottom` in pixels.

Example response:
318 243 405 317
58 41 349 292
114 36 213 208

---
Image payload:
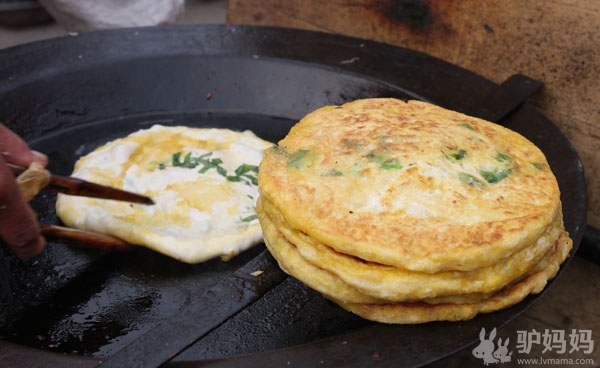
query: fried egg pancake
260 194 564 301
257 98 573 323
56 125 273 263
337 231 572 324
259 198 498 305
259 98 562 272
259 194 572 323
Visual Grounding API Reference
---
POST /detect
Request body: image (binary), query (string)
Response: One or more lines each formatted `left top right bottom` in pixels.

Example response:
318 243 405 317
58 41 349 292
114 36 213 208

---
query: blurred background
0 0 227 49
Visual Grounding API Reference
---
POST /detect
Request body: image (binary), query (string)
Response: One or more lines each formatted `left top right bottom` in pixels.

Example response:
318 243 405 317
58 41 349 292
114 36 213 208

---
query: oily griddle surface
0 25 587 367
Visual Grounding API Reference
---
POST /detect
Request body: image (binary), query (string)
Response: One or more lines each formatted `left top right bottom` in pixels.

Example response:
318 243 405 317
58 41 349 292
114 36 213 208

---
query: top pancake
258 99 562 272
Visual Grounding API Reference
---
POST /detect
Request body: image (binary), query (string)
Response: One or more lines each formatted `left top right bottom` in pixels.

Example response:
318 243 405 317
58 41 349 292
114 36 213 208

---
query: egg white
55 125 273 263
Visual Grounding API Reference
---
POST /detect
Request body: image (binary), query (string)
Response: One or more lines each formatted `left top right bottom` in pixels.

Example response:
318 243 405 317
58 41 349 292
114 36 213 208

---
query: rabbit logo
472 327 513 365
494 338 512 363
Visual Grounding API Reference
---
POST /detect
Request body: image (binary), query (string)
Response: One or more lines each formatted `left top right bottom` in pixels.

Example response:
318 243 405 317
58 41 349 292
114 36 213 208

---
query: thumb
0 123 48 167
0 154 46 259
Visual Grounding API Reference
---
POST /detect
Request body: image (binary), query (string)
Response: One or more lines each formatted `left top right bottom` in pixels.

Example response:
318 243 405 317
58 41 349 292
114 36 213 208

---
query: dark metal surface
466 74 544 123
0 24 588 367
97 251 286 368
578 226 600 265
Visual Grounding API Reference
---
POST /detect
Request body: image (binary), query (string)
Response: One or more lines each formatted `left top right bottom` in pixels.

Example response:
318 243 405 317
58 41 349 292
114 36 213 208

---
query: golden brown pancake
336 231 572 324
257 98 572 323
260 194 564 301
259 198 500 305
259 196 570 309
259 99 562 273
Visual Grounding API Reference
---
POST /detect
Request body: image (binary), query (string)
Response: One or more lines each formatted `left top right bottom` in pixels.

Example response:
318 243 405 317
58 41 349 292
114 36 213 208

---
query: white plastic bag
39 0 185 32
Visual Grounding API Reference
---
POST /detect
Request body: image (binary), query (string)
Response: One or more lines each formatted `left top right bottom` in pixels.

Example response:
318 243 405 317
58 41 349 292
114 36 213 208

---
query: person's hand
0 123 48 259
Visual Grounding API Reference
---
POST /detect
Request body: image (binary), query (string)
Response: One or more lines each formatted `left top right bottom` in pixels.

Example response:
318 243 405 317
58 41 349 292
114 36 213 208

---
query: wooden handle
7 162 154 205
48 176 155 205
41 225 136 252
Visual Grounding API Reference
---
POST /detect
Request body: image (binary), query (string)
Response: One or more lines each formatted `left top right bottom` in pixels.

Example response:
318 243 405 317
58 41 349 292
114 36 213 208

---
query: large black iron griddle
0 25 587 367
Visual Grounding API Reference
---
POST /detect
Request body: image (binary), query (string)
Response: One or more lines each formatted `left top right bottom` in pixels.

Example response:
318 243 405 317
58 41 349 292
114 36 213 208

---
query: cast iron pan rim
0 24 490 103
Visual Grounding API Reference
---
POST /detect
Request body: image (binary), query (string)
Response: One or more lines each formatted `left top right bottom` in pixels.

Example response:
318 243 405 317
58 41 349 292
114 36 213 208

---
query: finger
0 156 45 259
0 123 48 167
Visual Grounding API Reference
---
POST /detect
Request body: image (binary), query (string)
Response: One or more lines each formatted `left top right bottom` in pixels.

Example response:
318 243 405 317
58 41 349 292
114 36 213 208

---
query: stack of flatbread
257 98 572 324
